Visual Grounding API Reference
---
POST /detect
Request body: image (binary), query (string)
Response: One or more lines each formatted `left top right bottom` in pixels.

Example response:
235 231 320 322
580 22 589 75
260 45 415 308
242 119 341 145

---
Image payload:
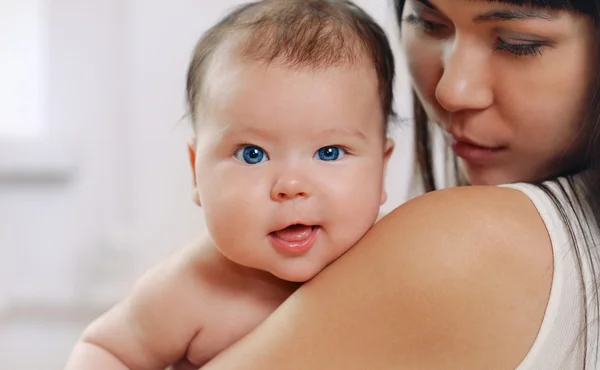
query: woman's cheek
407 43 443 96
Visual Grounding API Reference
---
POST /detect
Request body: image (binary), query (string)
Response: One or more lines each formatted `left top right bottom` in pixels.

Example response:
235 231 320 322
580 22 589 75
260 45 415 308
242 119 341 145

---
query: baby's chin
267 262 329 283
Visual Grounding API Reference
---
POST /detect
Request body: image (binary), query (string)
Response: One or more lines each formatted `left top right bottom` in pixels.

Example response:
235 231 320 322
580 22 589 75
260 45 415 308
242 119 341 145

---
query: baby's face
191 57 393 282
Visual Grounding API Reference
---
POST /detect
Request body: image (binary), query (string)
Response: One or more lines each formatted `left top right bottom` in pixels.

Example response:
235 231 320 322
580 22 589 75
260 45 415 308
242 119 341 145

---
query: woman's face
401 0 595 185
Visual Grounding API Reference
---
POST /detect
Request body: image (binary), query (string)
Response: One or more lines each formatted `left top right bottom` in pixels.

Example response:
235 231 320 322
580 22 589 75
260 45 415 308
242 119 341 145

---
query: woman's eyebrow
414 0 437 10
413 0 557 22
473 7 557 23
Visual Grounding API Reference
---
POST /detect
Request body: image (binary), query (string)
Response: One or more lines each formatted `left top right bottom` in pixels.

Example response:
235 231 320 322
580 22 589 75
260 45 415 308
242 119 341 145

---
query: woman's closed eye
493 31 552 58
403 13 550 58
403 13 448 34
493 38 545 57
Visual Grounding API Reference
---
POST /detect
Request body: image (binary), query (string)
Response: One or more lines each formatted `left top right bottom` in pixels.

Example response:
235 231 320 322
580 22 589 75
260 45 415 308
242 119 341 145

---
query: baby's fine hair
185 0 396 128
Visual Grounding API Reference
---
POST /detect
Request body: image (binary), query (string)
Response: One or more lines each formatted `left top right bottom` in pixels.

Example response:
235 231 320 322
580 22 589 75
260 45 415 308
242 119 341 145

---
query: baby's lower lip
269 225 319 255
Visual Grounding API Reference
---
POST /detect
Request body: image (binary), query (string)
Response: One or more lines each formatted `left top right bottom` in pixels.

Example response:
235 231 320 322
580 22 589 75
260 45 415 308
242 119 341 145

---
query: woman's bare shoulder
377 185 554 300
362 185 554 366
383 185 551 259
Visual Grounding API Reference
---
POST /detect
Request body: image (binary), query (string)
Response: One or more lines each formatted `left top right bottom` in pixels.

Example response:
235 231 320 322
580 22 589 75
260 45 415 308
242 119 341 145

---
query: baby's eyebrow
318 128 368 143
218 125 269 140
215 121 370 145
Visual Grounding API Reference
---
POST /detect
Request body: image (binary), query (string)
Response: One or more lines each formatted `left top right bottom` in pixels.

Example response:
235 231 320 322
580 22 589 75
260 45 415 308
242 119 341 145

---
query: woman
201 0 600 368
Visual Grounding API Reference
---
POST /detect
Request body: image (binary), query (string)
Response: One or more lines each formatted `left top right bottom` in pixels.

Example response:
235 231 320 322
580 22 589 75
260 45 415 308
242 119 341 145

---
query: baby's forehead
199 40 380 111
197 56 385 143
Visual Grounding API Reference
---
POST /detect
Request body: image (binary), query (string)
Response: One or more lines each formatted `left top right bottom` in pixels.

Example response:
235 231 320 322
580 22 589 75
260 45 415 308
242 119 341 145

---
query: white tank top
502 177 600 369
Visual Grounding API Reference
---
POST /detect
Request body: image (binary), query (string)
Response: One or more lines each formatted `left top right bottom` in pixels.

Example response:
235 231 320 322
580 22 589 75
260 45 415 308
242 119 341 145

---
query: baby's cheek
205 206 258 265
330 193 380 248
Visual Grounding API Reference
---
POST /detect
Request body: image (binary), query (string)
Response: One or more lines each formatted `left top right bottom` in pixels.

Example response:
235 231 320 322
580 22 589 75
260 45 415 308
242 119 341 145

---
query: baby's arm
65 244 208 370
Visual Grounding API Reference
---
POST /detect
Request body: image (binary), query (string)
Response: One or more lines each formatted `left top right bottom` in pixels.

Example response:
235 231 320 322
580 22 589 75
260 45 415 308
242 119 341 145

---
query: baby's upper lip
269 221 320 234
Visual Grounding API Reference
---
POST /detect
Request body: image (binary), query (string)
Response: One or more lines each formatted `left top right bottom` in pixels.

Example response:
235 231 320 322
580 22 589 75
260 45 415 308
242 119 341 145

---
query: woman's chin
462 166 515 186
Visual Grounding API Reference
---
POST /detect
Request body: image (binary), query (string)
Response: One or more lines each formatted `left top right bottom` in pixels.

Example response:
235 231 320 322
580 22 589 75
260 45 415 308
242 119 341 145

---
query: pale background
0 0 416 368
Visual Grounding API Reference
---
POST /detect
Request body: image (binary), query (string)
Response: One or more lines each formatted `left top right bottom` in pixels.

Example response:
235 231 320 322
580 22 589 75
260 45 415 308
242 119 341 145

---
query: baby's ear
188 140 201 207
383 138 395 164
380 138 395 205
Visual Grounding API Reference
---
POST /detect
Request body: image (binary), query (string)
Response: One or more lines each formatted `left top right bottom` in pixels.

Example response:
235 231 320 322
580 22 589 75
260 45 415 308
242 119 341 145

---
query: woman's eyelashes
493 38 545 57
403 13 448 34
403 13 548 57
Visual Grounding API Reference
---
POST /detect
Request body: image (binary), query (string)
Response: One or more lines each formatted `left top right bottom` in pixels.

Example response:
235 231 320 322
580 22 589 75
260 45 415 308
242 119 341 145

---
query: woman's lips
451 139 506 163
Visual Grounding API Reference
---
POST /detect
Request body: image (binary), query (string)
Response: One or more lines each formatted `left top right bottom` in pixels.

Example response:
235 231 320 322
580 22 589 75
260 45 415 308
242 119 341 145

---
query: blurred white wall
0 0 128 307
0 1 414 368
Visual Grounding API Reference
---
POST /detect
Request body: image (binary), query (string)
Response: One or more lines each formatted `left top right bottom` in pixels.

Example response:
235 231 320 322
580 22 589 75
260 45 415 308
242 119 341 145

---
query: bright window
0 0 45 139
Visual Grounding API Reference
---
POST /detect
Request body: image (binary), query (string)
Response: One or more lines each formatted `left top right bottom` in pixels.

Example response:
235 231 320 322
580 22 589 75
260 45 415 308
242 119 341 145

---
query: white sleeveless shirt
502 177 599 369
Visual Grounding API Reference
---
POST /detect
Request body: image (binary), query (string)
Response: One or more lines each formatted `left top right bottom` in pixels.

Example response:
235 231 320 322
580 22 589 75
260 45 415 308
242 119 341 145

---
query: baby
65 0 395 368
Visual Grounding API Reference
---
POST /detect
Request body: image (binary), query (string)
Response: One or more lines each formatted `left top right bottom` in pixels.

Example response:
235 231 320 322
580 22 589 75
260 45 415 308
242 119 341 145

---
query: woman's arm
201 186 553 370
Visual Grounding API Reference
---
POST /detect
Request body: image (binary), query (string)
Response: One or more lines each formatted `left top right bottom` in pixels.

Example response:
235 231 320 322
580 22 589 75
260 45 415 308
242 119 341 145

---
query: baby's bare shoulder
155 238 292 366
81 239 217 368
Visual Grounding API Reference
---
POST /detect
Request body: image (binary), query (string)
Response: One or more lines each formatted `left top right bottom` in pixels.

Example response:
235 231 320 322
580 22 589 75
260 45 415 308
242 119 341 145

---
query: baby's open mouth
269 224 320 254
270 224 317 242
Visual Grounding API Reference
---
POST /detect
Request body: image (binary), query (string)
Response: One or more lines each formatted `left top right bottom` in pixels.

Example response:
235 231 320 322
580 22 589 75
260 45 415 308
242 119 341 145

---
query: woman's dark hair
395 0 600 367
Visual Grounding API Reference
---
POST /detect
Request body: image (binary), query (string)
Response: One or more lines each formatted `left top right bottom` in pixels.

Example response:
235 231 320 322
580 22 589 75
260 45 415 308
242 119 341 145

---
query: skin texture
64 54 393 369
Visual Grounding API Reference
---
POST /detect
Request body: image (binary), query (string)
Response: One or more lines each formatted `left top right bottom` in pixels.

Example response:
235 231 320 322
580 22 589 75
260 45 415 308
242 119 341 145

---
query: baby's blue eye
234 145 268 164
315 146 346 161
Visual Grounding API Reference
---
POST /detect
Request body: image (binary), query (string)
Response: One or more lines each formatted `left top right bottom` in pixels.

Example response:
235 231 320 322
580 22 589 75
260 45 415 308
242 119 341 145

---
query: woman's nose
435 39 494 113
